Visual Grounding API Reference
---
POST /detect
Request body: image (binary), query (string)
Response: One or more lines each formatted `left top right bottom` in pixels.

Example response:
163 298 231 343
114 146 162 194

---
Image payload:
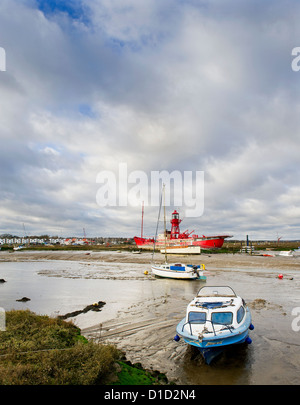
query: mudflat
1 249 299 384
2 249 300 269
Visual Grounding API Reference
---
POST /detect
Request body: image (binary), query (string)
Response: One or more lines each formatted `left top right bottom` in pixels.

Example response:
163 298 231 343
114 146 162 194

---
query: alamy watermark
291 47 300 71
96 163 204 217
291 307 300 332
0 47 6 71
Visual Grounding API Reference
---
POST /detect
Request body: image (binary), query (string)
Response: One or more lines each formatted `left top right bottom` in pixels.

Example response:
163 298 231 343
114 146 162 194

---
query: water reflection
181 343 252 384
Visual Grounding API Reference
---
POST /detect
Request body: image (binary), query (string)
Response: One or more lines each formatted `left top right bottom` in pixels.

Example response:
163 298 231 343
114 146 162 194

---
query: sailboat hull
151 264 201 280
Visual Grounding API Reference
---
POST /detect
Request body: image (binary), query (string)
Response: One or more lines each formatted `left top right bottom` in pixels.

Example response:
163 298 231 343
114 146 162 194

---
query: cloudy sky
1 0 300 240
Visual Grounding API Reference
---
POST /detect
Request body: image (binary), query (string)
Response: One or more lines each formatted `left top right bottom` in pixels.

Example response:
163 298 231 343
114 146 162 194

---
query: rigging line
151 185 163 263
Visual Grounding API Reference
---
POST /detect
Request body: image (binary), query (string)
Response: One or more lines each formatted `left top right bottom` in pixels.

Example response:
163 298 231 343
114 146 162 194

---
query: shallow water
0 259 158 328
0 256 299 384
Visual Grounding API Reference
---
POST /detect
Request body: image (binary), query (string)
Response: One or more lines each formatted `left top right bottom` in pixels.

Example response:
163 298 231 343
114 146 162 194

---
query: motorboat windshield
197 286 236 298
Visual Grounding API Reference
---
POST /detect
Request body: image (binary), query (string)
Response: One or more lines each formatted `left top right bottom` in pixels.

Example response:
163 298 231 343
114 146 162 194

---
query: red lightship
134 209 231 253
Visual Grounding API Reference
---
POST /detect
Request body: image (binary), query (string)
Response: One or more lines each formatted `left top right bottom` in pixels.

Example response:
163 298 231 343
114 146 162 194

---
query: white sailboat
151 262 206 280
150 185 206 280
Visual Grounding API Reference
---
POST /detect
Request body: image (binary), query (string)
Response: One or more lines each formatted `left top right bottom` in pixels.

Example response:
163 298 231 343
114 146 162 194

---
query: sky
1 0 300 240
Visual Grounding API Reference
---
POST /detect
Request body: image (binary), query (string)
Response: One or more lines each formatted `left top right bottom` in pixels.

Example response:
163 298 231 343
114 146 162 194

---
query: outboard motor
193 265 200 277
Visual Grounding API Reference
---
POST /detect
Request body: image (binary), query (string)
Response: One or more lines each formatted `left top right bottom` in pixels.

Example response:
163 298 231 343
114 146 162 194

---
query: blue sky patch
78 103 96 118
36 0 88 22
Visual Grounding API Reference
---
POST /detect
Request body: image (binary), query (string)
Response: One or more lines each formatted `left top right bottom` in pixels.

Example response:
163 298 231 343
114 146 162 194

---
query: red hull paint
134 235 229 250
133 236 155 246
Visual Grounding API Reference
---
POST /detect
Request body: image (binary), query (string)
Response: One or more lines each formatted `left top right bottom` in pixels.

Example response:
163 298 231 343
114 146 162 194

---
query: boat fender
249 323 254 330
245 336 252 344
174 335 180 342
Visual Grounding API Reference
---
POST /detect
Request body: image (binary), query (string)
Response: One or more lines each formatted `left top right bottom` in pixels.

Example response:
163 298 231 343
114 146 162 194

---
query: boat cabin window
211 312 233 325
237 305 245 323
188 312 206 324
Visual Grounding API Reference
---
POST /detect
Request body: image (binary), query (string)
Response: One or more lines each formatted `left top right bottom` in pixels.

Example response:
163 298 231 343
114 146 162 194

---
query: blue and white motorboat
175 286 254 364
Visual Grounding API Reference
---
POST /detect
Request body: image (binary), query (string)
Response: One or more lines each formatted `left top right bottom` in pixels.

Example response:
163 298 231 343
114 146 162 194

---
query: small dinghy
175 286 254 364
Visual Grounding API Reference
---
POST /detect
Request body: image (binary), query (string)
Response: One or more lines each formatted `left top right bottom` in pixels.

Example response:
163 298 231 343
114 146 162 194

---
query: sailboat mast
163 185 167 263
141 201 144 238
151 188 163 262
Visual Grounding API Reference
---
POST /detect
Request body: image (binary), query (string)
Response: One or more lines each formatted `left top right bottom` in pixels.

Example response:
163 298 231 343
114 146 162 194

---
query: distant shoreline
1 238 300 254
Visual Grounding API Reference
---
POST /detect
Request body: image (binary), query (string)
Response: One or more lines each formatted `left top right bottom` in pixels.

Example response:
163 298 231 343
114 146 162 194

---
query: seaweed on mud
58 301 106 320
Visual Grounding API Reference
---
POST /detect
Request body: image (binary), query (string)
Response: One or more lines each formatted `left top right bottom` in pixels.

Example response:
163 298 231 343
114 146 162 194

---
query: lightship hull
134 235 229 250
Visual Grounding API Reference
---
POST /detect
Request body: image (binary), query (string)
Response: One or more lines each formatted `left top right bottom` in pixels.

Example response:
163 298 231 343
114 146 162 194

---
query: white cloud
0 0 300 239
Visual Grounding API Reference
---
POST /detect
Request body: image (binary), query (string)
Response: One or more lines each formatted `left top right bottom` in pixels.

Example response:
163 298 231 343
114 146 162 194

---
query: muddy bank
1 249 300 270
